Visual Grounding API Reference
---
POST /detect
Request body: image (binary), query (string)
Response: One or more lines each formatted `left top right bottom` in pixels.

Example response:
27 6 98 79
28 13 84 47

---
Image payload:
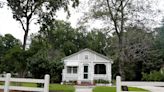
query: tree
122 27 155 80
110 27 163 80
0 34 25 75
6 0 79 50
79 0 158 79
85 30 111 55
29 20 112 82
155 19 164 58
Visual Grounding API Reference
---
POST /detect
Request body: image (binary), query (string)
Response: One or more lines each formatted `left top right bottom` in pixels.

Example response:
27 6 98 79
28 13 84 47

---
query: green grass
93 86 149 92
0 82 37 87
49 84 75 92
128 87 149 91
93 86 115 92
0 82 75 92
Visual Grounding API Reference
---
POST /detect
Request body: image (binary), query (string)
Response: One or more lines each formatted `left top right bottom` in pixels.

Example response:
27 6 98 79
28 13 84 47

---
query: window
67 67 72 73
94 64 106 74
85 55 88 59
67 66 78 74
84 74 88 79
73 67 77 73
84 66 88 73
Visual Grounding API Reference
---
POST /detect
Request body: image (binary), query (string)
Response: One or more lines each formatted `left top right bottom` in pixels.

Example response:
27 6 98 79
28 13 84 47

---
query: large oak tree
7 0 79 50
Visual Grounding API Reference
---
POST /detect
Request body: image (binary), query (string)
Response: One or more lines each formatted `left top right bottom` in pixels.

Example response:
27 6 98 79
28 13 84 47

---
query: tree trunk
118 34 125 80
23 17 30 50
118 0 125 80
23 31 28 50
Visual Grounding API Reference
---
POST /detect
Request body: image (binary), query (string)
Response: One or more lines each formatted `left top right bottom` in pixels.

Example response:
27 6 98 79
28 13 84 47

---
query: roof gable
62 48 113 63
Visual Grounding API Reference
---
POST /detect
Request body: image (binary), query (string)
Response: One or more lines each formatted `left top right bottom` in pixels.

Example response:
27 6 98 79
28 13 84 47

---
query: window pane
84 74 88 79
84 66 88 73
67 66 72 73
85 55 88 59
94 64 106 74
73 67 77 73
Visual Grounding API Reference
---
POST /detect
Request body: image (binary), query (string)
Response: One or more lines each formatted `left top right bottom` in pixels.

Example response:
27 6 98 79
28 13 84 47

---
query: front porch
62 62 112 85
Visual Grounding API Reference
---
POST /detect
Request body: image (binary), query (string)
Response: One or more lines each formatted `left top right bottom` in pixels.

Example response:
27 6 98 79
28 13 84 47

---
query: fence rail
116 76 164 92
0 73 50 92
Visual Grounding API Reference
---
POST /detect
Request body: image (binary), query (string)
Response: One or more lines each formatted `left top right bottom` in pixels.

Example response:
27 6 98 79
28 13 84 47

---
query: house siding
62 49 112 84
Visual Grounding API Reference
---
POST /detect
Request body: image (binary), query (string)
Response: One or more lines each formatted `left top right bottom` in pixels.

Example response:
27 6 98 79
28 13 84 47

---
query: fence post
44 74 50 92
116 76 121 92
4 73 11 92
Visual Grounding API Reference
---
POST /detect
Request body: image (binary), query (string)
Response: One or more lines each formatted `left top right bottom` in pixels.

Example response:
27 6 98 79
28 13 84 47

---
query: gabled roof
62 48 113 63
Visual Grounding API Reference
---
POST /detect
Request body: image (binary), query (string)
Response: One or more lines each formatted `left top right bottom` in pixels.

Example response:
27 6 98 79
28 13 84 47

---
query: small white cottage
61 48 113 84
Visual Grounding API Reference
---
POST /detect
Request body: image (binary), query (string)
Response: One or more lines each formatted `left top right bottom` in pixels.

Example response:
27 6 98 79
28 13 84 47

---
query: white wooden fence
0 73 50 92
116 76 164 92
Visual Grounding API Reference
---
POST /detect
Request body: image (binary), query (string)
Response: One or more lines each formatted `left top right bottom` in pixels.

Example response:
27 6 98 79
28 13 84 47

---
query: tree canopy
7 0 79 50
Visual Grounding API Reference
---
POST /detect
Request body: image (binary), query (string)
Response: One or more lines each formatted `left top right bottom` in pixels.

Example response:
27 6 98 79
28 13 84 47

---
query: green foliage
0 34 25 76
110 27 161 80
155 21 164 65
28 49 49 79
6 0 79 50
142 70 164 81
27 20 112 82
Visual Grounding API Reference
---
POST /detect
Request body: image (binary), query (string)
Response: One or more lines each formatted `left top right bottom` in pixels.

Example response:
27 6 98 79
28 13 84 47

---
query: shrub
63 81 77 85
142 70 164 81
94 79 110 84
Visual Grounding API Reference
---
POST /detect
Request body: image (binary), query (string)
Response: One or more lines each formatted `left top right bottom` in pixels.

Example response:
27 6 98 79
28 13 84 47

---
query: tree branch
106 0 120 35
123 0 131 9
25 0 30 17
17 17 26 32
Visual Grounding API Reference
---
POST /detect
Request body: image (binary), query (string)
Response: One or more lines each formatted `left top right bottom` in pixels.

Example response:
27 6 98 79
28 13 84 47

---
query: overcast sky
0 0 164 42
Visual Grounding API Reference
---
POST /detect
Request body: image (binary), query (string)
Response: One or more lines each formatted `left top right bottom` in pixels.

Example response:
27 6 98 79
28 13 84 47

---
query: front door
83 65 88 79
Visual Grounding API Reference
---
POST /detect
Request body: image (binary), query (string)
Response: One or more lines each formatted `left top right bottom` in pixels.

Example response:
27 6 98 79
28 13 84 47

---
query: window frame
94 64 106 74
67 66 78 74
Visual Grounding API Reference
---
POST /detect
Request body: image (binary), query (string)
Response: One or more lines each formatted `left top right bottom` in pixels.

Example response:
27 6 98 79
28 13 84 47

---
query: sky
0 0 164 43
0 0 88 42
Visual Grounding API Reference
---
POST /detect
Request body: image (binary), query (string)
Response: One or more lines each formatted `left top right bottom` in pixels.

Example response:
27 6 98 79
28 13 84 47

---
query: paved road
75 86 94 92
134 86 164 92
75 86 164 92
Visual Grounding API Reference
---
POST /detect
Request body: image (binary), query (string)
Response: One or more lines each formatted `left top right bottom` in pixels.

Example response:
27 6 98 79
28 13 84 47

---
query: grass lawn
49 84 75 92
0 82 75 92
93 86 149 92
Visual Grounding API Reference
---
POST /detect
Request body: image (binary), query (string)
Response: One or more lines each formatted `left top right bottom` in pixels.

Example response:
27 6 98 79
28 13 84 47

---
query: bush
63 81 77 85
94 79 110 84
142 70 164 81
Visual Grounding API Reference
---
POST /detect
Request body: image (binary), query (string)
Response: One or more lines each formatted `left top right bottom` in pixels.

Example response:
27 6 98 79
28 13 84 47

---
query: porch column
62 64 67 82
106 63 112 82
77 62 82 84
90 63 94 84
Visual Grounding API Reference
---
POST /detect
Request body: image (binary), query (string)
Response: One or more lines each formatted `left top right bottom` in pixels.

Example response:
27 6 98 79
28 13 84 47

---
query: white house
61 48 113 84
